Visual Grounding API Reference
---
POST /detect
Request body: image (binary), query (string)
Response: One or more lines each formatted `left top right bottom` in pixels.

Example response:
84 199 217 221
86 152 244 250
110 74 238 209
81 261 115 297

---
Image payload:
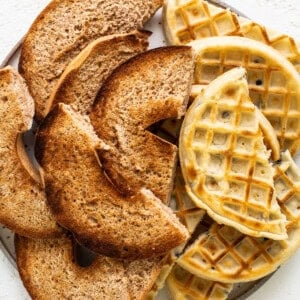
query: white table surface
0 0 300 299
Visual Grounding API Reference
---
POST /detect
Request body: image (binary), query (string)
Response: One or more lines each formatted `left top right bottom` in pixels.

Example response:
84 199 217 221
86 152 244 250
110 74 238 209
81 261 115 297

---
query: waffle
274 151 300 228
190 36 300 155
171 168 206 233
177 150 300 283
163 0 300 73
180 67 287 239
167 263 233 300
191 86 281 161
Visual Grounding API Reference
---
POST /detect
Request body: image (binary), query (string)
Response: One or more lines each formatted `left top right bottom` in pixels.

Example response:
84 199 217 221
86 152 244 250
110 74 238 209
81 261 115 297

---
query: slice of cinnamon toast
46 30 150 116
90 46 195 204
19 0 163 121
36 103 189 259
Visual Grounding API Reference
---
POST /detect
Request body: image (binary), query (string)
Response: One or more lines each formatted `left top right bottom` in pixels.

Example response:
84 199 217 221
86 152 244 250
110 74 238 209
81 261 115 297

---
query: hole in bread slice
73 241 97 268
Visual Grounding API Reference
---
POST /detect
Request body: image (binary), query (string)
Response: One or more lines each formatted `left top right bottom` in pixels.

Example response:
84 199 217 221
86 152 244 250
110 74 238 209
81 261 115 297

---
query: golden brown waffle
189 36 300 154
177 221 300 283
180 67 287 239
171 168 206 233
177 150 300 283
167 263 233 300
163 0 300 73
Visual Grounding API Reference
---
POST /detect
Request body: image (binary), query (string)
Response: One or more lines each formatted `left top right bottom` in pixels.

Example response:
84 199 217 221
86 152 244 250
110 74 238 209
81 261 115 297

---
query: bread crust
19 0 163 121
0 66 61 238
45 30 150 116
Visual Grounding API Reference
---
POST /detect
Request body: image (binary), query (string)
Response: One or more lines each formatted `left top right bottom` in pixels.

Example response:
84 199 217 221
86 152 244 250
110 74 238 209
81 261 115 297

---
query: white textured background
0 1 300 299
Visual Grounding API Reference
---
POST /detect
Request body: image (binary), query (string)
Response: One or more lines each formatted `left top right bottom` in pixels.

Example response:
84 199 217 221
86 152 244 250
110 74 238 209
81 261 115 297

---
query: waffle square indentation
217 252 241 275
265 93 285 110
249 185 270 207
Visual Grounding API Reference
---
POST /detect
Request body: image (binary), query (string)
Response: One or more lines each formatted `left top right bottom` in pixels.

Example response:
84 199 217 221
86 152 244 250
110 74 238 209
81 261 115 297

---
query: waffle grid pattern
167 263 233 299
171 0 240 44
186 87 285 235
177 152 300 283
167 0 300 72
177 222 290 283
274 152 300 227
194 45 300 152
171 168 205 233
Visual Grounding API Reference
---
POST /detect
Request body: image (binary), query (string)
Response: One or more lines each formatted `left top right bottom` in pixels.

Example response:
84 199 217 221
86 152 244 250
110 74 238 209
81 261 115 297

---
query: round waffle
180 67 287 240
177 151 300 283
188 36 300 154
163 0 300 73
167 263 233 300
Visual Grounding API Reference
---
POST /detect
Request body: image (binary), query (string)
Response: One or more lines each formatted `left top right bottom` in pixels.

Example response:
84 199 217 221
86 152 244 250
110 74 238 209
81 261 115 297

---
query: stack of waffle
161 1 300 299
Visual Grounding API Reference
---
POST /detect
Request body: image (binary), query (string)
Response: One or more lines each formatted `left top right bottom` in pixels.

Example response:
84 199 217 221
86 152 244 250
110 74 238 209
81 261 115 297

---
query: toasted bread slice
124 257 167 299
15 234 131 299
90 46 195 204
46 30 150 116
36 103 189 259
0 67 60 238
16 233 169 300
19 0 163 121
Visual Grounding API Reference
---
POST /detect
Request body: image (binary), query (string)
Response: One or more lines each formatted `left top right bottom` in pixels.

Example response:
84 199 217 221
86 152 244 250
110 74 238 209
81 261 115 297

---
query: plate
1 2 298 299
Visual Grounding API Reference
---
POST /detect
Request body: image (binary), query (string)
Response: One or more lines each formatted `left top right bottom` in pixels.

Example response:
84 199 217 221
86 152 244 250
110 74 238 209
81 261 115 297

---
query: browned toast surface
19 0 163 121
47 31 150 116
0 66 60 238
124 256 167 299
36 104 189 259
90 46 194 204
15 234 130 299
